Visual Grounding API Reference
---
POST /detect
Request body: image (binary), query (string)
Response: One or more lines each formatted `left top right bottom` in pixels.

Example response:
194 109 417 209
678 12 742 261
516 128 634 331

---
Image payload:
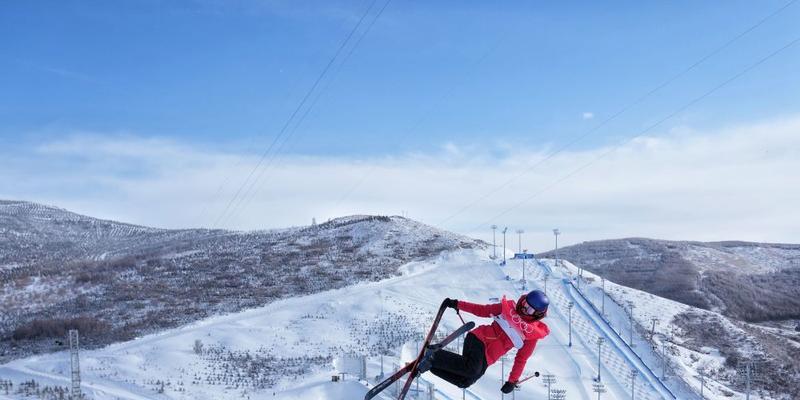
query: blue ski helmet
525 290 549 312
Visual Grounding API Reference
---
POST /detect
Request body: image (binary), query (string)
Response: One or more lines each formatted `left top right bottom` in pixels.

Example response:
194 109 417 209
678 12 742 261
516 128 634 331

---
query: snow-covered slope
1 249 719 400
1 201 481 364
560 261 800 400
541 238 800 323
0 200 180 267
2 204 794 399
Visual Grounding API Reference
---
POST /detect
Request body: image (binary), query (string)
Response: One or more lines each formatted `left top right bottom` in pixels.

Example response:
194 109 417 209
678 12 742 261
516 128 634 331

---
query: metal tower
69 329 82 400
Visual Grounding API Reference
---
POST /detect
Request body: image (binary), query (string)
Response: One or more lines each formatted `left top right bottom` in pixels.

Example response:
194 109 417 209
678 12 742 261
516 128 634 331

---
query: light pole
542 374 556 400
516 229 524 254
698 367 706 400
596 337 605 382
501 227 508 266
500 355 508 399
630 369 638 400
543 272 550 294
592 382 606 400
660 340 668 380
491 225 498 259
568 301 574 347
522 249 528 290
628 301 636 348
650 318 659 341
600 277 606 317
553 228 560 266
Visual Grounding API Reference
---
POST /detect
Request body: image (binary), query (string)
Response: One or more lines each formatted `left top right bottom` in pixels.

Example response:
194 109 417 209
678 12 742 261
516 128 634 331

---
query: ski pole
516 371 540 385
456 310 466 325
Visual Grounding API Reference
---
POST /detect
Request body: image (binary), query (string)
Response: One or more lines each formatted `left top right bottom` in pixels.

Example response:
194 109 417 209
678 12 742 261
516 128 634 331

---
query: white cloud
2 116 799 252
582 112 594 120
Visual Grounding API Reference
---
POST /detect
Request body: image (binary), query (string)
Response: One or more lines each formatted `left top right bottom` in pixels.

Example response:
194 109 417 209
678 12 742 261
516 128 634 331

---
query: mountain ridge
0 200 482 363
540 237 800 322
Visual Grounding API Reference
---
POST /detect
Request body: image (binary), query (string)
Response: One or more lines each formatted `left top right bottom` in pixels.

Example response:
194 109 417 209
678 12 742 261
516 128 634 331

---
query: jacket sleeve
508 339 537 383
456 300 502 318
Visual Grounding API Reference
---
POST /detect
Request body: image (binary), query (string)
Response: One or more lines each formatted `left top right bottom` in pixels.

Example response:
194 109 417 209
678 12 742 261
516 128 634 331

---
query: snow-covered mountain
2 249 708 400
540 238 800 322
7 248 791 400
0 200 187 267
0 200 482 363
541 239 800 399
2 202 797 399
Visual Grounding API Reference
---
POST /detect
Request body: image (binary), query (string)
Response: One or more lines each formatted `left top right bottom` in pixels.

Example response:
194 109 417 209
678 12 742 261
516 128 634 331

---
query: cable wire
438 0 798 227
222 0 393 225
211 0 384 228
470 34 800 232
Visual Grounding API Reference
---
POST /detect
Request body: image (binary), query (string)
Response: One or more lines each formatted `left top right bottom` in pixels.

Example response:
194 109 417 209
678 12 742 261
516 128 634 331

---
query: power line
195 2 375 227
210 0 386 228
224 0 394 224
472 34 800 231
332 22 510 211
437 0 798 227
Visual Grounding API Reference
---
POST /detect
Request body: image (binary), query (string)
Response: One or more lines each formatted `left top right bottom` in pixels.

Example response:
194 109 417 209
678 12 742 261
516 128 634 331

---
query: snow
558 260 780 400
0 249 743 400
683 243 799 274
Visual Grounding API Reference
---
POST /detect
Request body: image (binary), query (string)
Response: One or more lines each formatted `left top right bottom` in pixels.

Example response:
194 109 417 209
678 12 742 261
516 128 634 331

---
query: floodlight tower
501 227 508 266
543 271 550 294
628 301 637 348
567 301 574 347
660 340 669 380
592 382 606 400
522 249 528 290
650 318 659 341
542 374 556 400
491 225 498 259
698 367 706 399
516 229 524 253
553 228 560 266
630 369 638 400
69 329 81 400
500 355 510 399
600 277 606 316
596 337 605 382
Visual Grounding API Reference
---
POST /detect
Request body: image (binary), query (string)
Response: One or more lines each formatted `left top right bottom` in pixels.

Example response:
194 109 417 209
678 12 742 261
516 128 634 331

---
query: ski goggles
520 298 547 320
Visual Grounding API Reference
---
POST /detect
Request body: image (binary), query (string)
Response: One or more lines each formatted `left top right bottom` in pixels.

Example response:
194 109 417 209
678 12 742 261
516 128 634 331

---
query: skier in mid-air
417 290 550 394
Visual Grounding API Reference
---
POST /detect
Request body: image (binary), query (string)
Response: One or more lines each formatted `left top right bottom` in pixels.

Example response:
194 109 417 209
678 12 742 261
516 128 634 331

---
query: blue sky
2 1 798 155
1 1 799 248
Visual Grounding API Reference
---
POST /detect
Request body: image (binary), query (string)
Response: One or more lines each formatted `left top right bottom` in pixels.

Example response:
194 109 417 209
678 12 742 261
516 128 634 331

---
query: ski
363 320 474 400
396 300 449 400
363 303 474 400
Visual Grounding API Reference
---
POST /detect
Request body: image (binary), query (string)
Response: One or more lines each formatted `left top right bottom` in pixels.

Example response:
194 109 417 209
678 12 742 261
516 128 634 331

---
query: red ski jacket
457 298 550 383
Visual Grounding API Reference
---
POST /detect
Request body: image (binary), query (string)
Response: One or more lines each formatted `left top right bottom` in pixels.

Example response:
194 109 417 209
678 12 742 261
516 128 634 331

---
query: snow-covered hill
0 248 716 400
0 200 186 267
540 238 800 323
6 245 798 399
0 201 481 364
2 203 796 399
557 260 800 400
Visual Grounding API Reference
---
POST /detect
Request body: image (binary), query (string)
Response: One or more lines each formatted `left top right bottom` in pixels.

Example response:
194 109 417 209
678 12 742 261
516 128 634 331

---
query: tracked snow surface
10 246 775 399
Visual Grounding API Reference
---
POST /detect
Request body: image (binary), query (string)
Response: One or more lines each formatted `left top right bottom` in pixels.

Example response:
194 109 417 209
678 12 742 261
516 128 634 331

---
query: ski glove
501 381 517 394
443 298 459 310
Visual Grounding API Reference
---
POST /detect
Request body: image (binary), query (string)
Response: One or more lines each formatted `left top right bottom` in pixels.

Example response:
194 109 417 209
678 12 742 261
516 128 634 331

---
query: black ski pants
430 332 488 388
